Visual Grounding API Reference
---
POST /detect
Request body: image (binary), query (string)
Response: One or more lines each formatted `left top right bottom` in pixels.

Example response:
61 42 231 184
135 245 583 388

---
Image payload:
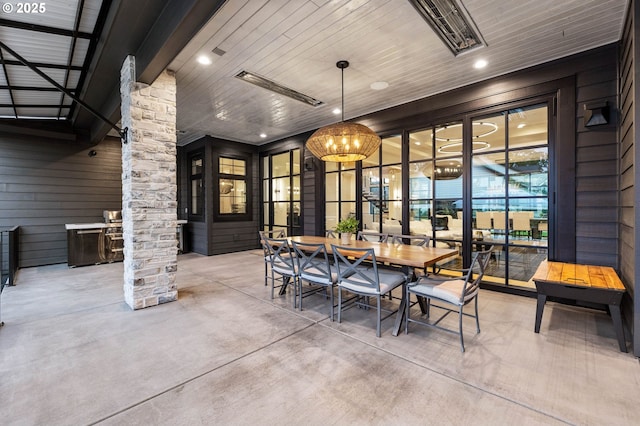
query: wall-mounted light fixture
584 101 609 127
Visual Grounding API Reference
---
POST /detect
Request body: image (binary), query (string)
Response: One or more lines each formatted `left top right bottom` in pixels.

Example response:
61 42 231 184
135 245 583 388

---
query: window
361 135 403 234
325 161 356 232
262 149 302 236
218 156 247 215
189 152 204 219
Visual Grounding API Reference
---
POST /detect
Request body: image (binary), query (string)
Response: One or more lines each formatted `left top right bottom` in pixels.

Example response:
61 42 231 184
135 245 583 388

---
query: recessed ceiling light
197 55 212 65
517 123 526 129
370 81 389 90
332 108 341 115
260 133 267 138
474 59 488 69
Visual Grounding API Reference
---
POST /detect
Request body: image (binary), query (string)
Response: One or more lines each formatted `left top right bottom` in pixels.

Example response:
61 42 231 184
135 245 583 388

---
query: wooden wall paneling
617 0 637 355
0 135 123 267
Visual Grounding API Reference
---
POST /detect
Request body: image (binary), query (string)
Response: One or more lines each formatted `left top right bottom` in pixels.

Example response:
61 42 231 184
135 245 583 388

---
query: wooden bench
532 260 627 352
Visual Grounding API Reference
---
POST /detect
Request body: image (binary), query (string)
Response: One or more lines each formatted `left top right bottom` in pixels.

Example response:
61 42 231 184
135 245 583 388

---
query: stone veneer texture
120 55 178 310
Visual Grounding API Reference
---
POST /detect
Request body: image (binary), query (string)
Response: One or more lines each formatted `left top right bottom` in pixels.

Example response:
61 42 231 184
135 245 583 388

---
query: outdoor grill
103 210 124 262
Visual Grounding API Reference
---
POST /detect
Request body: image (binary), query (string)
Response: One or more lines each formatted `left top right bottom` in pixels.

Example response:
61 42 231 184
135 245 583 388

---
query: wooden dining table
289 235 459 336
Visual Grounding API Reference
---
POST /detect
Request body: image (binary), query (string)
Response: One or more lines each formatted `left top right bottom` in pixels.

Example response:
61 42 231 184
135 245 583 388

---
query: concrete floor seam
88 321 318 425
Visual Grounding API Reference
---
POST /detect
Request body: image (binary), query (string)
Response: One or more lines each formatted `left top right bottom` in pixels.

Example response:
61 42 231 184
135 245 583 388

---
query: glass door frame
261 148 303 237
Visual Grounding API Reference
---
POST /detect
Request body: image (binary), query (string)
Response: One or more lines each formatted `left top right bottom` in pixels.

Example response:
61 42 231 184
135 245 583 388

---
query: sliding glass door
471 104 549 288
262 149 302 236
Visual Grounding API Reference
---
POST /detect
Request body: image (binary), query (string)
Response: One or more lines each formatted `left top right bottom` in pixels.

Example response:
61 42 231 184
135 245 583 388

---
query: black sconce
584 101 609 127
304 157 315 171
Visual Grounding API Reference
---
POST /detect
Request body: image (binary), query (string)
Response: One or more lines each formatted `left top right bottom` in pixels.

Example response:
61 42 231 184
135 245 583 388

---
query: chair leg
292 276 298 309
459 305 465 353
329 285 334 321
475 296 480 333
270 270 275 299
376 295 382 338
264 261 268 286
405 289 410 334
337 288 343 324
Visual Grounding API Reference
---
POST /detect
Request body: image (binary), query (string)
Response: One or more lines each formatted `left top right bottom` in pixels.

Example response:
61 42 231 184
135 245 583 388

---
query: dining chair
405 247 493 352
292 240 339 320
475 211 492 230
264 236 298 308
325 230 337 238
259 229 286 287
511 211 532 239
391 234 432 278
331 244 408 337
391 234 430 246
356 231 388 242
491 211 507 235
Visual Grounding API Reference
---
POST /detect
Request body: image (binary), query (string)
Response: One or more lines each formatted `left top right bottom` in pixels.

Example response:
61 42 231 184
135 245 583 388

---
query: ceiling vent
235 71 323 107
408 0 486 55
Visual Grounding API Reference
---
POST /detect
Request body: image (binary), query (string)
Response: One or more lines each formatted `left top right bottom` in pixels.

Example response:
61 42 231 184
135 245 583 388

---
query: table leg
609 304 627 353
392 283 407 337
279 276 290 296
534 293 547 333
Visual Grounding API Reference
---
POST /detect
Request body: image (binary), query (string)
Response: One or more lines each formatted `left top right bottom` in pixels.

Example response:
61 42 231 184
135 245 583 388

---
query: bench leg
609 304 627 353
534 293 547 333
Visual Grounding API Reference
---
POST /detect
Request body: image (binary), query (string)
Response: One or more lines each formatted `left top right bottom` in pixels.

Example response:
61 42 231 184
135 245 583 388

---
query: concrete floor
1 250 639 425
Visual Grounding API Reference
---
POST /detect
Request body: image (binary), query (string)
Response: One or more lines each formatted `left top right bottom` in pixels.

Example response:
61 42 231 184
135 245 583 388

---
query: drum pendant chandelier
305 61 381 162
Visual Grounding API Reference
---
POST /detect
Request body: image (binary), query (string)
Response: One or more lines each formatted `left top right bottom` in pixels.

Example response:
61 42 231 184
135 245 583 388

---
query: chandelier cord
341 66 345 122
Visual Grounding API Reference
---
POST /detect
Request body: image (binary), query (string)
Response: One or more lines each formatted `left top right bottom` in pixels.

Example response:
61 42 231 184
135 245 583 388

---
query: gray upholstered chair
332 244 408 337
264 236 298 308
405 248 493 352
259 229 286 286
356 231 388 242
292 240 338 320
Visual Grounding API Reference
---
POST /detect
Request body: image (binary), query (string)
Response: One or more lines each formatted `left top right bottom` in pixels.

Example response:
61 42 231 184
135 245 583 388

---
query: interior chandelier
305 60 381 162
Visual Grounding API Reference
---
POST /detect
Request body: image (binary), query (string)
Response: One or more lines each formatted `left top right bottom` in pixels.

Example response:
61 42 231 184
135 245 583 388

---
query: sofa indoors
363 215 490 247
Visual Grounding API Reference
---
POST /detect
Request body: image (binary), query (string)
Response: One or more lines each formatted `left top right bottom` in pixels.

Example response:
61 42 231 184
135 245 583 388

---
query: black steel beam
0 85 73 92
136 0 227 84
0 49 18 118
0 41 126 141
0 104 71 108
59 0 85 118
0 18 93 39
2 59 83 71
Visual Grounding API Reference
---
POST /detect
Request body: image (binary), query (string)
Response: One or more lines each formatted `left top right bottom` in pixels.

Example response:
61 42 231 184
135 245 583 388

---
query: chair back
391 234 430 246
459 248 493 303
512 212 531 231
475 211 492 229
292 241 333 286
491 212 507 232
264 236 296 276
331 245 381 293
325 230 337 238
259 229 286 241
356 231 388 243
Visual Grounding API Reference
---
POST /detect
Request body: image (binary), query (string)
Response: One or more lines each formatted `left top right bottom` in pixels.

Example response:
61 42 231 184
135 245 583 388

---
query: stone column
120 55 178 310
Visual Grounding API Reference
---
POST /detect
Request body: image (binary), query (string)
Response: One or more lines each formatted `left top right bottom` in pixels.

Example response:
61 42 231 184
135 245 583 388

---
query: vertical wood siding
0 135 122 267
618 0 638 356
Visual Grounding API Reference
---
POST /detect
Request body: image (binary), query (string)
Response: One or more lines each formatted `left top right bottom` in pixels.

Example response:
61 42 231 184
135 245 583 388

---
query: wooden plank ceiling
170 0 628 146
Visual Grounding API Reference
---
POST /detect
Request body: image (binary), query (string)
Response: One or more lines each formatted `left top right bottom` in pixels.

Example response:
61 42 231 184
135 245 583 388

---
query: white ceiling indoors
169 0 628 147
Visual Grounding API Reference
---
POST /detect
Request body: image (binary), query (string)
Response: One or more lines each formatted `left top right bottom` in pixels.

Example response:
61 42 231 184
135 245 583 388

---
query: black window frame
214 152 252 222
188 150 205 221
